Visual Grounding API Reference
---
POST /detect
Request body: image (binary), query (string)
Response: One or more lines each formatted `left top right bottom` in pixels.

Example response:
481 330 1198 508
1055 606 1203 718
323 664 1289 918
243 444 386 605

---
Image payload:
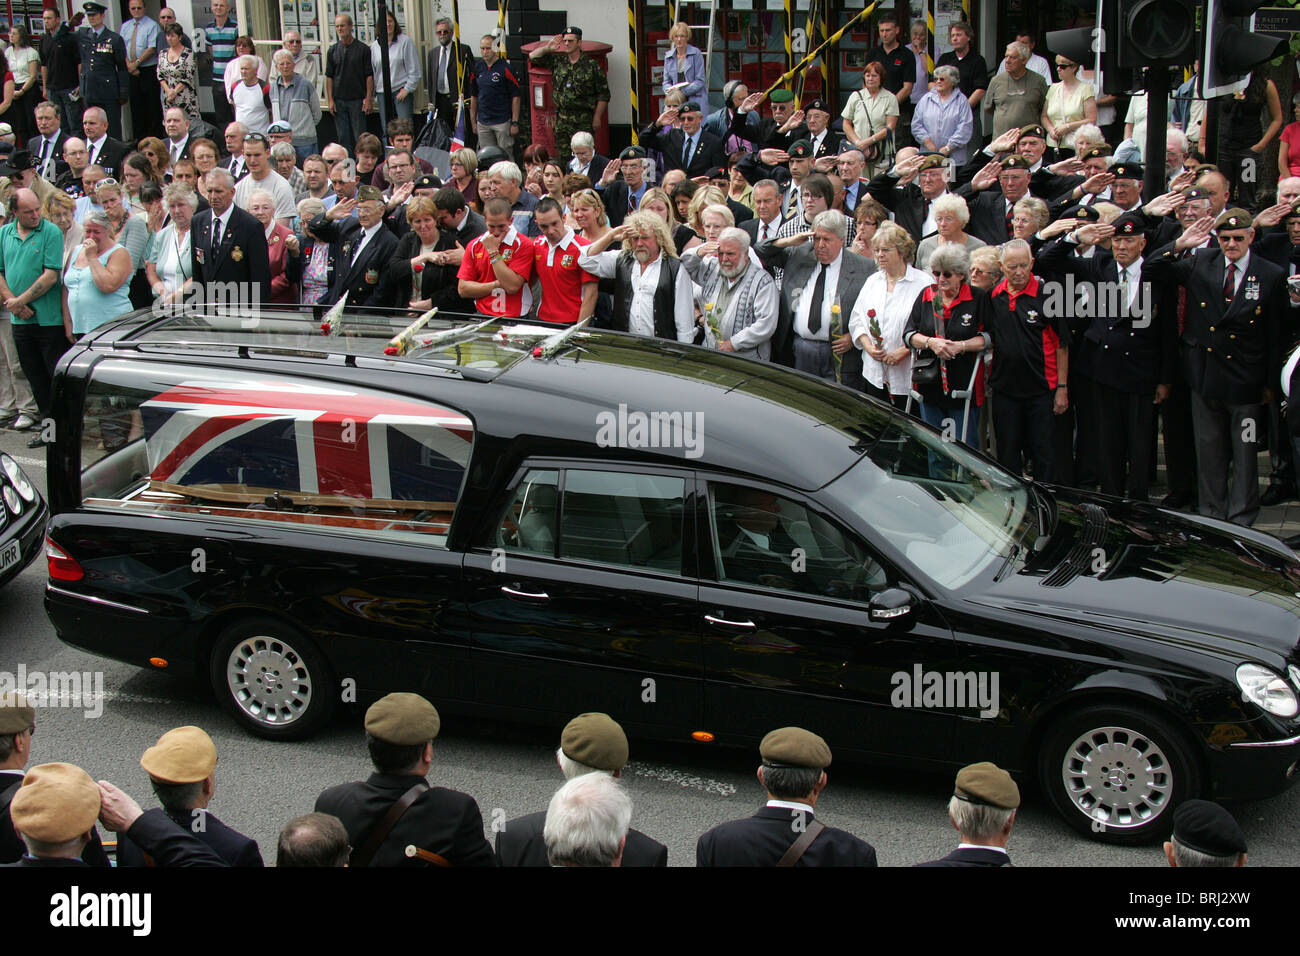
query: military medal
232 246 243 262
365 269 378 285
1245 278 1259 300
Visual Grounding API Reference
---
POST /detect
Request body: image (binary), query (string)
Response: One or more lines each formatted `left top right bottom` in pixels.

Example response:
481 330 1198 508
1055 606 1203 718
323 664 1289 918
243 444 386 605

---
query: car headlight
0 454 35 502
1290 665 1300 693
1237 664 1300 718
1 484 21 516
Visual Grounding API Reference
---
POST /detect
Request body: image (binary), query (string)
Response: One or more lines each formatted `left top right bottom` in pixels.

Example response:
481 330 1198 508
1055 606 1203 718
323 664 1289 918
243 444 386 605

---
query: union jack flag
451 100 467 153
140 378 474 507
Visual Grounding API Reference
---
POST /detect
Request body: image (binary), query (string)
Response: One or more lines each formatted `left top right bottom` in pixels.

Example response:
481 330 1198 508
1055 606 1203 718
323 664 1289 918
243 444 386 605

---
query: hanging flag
451 100 467 152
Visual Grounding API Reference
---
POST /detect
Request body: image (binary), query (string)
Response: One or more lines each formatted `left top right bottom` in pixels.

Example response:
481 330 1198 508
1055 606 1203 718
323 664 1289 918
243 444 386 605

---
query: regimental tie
211 216 222 254
808 263 826 335
1004 202 1013 236
1224 262 1236 303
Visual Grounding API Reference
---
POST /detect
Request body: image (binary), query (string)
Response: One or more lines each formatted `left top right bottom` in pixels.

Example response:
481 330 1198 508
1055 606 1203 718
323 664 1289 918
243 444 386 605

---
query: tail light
45 536 84 582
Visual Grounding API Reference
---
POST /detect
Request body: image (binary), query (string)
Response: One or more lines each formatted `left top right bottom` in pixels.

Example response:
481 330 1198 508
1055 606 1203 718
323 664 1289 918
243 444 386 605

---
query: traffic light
1115 0 1198 68
1203 0 1288 97
1046 0 1127 95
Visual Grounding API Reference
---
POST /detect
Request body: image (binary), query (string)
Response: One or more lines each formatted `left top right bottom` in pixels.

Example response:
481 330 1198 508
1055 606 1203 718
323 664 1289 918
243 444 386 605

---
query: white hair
717 226 750 252
239 54 259 70
1166 127 1189 154
555 747 609 781
272 48 295 67
934 64 961 85
812 209 848 240
489 160 522 186
570 131 595 151
947 796 1016 841
543 774 632 867
999 237 1033 262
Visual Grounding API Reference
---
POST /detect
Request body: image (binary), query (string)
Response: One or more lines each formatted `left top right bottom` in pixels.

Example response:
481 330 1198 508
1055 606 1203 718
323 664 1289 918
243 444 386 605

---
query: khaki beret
953 761 1020 809
1081 144 1113 160
356 184 384 203
0 692 34 735
365 692 440 745
1018 124 1047 141
11 763 101 844
760 727 831 769
140 726 218 784
1172 799 1247 856
917 153 948 172
1215 207 1253 231
560 713 628 771
1000 154 1031 171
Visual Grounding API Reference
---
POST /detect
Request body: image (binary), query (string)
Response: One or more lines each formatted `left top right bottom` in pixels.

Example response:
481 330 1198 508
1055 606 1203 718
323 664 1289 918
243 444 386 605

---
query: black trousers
993 392 1055 482
1094 380 1156 500
1159 377 1197 499
129 65 162 140
1266 391 1295 487
11 323 70 420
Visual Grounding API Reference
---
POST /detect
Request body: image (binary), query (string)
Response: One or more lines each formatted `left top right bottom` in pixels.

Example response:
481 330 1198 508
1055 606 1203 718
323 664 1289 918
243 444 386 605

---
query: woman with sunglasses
1043 56 1097 162
903 245 989 447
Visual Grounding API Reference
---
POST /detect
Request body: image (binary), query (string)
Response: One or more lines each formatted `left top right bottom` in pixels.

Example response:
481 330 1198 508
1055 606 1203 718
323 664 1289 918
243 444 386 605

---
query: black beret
1061 203 1101 222
1112 212 1146 236
561 25 582 38
413 174 440 190
619 145 646 161
1172 799 1247 857
678 101 702 115
805 97 831 115
1110 162 1144 181
704 165 728 180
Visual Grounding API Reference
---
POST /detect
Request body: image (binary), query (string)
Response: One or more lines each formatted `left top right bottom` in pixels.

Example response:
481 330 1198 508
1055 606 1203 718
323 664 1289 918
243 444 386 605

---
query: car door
697 477 960 762
461 462 703 733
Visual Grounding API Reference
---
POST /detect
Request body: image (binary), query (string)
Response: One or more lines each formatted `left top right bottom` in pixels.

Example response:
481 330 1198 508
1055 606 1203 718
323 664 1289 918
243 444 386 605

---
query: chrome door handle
501 585 550 600
705 614 755 627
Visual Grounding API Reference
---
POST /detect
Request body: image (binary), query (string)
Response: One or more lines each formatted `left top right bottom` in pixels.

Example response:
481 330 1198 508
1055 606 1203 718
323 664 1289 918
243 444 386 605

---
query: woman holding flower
850 222 929 408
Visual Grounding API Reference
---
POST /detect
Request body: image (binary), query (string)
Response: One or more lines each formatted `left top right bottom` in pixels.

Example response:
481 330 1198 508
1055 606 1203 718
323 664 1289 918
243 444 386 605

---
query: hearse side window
497 470 560 557
707 481 888 599
77 360 473 546
559 471 686 573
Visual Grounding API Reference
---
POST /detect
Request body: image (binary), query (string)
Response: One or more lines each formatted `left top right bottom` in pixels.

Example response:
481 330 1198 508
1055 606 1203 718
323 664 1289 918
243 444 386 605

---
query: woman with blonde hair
569 188 611 244
850 221 930 408
682 185 727 251
661 22 704 101
637 186 678 227
449 147 479 208
42 190 83 279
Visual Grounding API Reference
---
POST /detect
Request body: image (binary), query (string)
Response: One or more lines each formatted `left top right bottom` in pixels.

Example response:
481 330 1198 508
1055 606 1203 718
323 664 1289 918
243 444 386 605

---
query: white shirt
1117 256 1143 311
794 252 843 341
809 129 828 156
167 134 190 167
350 221 384 264
577 248 696 343
850 265 931 395
210 203 235 247
756 214 782 243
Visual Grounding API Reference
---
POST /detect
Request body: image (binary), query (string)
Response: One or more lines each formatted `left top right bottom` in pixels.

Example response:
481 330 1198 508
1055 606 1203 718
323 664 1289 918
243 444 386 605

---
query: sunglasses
931 270 957 278
93 177 119 189
243 133 269 144
1217 234 1248 244
1055 61 1076 68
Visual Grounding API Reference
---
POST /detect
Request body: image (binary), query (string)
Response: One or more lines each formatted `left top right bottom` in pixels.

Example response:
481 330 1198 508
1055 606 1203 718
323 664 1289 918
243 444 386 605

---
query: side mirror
870 587 916 621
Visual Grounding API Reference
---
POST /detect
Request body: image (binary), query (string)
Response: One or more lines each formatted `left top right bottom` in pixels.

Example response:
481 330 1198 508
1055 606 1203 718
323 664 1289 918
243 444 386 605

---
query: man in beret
802 98 841 161
1145 206 1288 525
916 762 1019 866
779 138 816 219
596 145 651 229
7 765 225 867
696 727 877 866
960 153 1034 245
735 88 807 154
315 692 495 866
529 26 610 167
496 712 667 866
1164 799 1247 866
116 726 262 866
312 183 401 309
642 100 726 179
866 150 955 243
1049 145 1116 217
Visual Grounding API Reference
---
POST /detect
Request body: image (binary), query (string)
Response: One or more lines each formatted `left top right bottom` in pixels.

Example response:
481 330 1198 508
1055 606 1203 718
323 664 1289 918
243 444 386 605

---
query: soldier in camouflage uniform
528 26 610 167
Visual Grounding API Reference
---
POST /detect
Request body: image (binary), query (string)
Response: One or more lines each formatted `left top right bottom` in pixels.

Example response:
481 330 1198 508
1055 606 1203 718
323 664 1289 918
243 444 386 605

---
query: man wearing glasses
283 31 318 86
1145 208 1290 526
427 18 474 137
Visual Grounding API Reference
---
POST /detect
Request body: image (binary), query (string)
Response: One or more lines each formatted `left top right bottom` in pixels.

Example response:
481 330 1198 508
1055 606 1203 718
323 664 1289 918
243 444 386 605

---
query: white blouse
849 265 931 396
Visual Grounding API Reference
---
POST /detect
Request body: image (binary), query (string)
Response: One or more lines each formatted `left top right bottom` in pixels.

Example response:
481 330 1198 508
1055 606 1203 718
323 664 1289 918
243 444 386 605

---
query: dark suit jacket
600 180 639 228
2 811 226 867
384 227 477 314
495 810 668 867
805 130 842 160
310 214 401 309
117 807 263 866
961 189 1015 246
32 130 70 182
865 171 949 242
191 204 272 305
454 208 487 246
740 214 789 247
754 241 876 370
572 153 609 186
427 41 475 111
315 772 496 867
639 124 726 178
696 806 877 866
87 135 129 177
1144 244 1286 404
915 846 1012 867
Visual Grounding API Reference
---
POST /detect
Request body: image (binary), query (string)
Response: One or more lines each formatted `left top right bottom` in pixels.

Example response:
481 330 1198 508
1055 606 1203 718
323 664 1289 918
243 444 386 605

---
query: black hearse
42 306 1300 843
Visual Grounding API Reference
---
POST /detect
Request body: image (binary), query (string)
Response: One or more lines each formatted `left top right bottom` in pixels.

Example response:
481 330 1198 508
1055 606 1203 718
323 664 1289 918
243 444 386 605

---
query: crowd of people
0 691 1252 867
0 7 1296 528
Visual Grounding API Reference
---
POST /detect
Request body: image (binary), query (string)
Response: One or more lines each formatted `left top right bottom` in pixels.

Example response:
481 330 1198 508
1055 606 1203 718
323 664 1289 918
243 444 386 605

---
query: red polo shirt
457 226 535 317
534 230 597 324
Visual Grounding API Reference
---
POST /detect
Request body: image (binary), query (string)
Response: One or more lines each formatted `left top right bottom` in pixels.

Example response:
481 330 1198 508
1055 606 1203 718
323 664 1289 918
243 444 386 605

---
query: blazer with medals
191 203 272 306
87 135 129 177
1143 244 1285 405
638 123 727 178
494 811 668 867
696 805 877 867
308 213 400 309
754 240 876 370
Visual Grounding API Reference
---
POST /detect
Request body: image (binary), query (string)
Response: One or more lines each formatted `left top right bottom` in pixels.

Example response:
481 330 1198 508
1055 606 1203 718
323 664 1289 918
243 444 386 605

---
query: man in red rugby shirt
457 197 535 317
533 197 598 324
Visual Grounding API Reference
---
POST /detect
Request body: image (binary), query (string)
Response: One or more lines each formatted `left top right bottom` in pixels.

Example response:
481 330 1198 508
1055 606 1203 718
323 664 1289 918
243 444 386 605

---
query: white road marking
626 761 736 796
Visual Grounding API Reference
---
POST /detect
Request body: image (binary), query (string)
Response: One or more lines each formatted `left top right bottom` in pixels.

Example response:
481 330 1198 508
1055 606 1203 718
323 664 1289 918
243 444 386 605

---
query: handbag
911 290 944 387
858 91 896 166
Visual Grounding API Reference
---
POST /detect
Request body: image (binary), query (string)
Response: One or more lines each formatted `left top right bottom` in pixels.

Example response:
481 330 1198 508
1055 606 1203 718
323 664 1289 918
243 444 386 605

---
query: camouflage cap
365 692 441 745
140 726 218 784
0 692 34 735
560 713 629 771
1172 799 1247 856
11 763 101 844
760 727 831 769
1215 207 1253 231
953 761 1020 809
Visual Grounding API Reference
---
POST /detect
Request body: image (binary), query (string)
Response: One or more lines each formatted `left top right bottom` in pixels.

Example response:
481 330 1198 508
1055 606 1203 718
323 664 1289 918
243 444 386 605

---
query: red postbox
523 39 613 156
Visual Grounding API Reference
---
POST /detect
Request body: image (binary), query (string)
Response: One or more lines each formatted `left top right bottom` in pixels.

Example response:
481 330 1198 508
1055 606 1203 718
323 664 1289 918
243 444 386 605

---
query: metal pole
1143 66 1170 202
629 0 640 143
784 0 794 91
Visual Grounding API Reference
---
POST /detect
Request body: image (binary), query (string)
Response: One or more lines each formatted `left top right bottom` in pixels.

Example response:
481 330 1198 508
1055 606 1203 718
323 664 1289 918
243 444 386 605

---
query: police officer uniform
115 726 263 867
77 2 130 142
1145 207 1287 526
315 693 495 867
496 713 668 867
696 728 877 866
916 762 1019 867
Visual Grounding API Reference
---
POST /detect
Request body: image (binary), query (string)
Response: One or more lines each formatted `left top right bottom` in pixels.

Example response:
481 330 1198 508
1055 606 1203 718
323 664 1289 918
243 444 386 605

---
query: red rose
413 263 424 272
867 309 877 318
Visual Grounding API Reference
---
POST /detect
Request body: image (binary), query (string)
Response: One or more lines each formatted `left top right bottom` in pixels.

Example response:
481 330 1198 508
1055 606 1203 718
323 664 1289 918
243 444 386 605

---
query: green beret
356 184 384 204
11 763 101 844
1172 799 1247 856
1000 154 1031 171
1215 207 1253 231
760 727 831 769
141 726 218 784
560 713 628 771
770 89 795 103
0 692 34 734
1018 124 1047 141
917 153 948 172
787 140 813 159
953 761 1020 809
365 692 440 745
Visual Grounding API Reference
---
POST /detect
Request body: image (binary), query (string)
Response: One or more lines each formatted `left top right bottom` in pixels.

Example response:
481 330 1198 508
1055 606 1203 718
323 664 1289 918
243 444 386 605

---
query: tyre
1038 704 1202 845
209 617 335 740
